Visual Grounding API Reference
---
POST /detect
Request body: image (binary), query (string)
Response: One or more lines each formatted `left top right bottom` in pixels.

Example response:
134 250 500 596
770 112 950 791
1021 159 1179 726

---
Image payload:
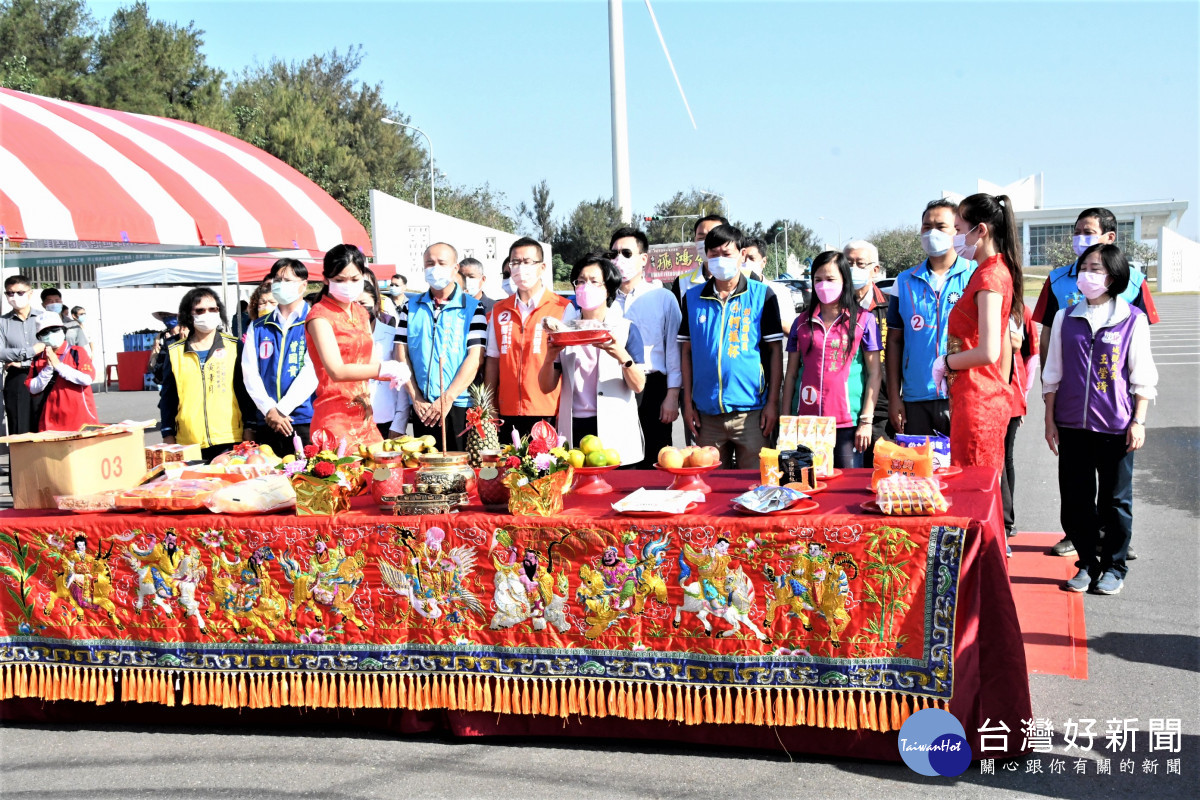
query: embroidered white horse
673 567 770 642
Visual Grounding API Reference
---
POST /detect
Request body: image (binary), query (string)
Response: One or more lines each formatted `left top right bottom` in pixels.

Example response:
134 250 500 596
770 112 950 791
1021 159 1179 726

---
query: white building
370 190 551 293
944 174 1189 269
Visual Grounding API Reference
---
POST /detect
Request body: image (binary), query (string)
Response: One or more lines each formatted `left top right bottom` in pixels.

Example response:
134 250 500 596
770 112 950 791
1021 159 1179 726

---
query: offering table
0 468 1030 761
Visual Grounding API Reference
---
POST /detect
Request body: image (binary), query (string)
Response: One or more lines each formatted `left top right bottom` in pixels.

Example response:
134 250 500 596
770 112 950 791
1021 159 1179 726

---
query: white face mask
921 229 954 257
424 265 454 291
45 302 63 314
1072 234 1101 257
615 255 640 281
191 312 221 333
510 263 541 292
328 279 365 303
271 280 303 306
501 278 513 295
850 267 871 289
39 331 65 350
708 256 741 282
463 277 481 295
695 241 707 260
953 225 979 261
8 291 29 311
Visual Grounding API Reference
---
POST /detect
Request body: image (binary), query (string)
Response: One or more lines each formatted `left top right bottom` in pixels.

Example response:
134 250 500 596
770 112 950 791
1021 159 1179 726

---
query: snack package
206 474 297 515
733 485 807 513
875 473 948 516
759 448 782 486
54 491 120 513
780 416 836 477
895 433 951 471
115 478 225 511
871 439 935 490
778 447 816 490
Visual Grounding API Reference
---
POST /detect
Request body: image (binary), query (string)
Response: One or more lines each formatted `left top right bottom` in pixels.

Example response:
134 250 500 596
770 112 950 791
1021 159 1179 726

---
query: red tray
935 465 963 478
549 329 612 346
731 498 821 516
654 462 721 493
571 463 620 494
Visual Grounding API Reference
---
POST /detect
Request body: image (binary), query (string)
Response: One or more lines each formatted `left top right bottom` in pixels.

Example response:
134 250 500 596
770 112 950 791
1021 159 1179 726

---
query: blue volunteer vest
248 303 314 424
685 278 769 416
407 287 479 407
1046 261 1148 311
891 257 977 402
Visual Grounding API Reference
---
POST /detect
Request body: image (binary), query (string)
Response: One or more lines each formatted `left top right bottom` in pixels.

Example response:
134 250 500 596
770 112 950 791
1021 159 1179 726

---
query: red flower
313 461 336 478
530 420 559 453
505 456 522 469
303 445 319 459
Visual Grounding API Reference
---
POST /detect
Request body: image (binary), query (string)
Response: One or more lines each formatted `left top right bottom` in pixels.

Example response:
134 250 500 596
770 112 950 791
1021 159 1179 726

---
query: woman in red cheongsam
934 193 1024 470
305 244 407 447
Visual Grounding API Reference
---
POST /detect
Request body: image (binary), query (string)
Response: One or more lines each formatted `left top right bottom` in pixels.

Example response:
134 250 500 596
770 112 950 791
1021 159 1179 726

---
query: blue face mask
165 316 178 329
1072 234 1101 257
921 229 954 257
708 256 741 282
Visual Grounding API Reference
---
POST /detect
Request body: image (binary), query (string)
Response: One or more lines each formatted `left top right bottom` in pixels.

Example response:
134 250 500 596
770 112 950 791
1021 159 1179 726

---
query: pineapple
465 382 500 467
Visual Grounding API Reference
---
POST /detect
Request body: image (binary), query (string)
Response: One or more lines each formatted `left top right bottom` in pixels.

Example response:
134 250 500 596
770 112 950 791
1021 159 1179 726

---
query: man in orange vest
484 237 570 442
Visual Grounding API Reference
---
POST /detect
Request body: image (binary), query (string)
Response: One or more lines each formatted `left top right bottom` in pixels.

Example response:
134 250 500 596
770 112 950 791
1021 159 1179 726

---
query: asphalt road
1 296 1197 799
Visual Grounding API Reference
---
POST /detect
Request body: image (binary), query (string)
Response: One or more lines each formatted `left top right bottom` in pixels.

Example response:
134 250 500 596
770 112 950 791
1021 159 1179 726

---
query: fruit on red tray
687 448 714 468
658 447 684 469
703 445 721 463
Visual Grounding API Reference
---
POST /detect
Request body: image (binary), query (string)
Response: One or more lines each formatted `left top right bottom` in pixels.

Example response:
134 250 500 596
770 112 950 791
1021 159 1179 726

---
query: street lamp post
382 117 435 213
698 190 726 215
818 216 841 249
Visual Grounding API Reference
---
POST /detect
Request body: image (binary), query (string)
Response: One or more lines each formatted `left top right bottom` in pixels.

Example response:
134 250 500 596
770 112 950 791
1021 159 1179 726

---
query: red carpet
1006 532 1089 679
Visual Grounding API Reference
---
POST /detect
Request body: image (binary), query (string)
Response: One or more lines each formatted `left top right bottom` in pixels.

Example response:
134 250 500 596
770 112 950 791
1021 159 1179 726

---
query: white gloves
932 355 948 396
376 360 411 388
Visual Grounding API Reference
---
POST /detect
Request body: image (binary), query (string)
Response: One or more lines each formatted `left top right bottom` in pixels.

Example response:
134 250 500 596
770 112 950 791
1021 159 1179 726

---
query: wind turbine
609 0 697 224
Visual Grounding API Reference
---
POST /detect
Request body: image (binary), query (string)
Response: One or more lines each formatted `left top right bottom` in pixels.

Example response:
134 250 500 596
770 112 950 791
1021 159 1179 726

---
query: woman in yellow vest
158 288 250 461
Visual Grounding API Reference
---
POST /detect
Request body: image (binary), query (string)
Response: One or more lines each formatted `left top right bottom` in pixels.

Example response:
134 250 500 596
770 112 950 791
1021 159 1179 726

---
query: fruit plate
731 498 821 516
860 498 953 515
935 465 964 478
613 502 699 518
549 329 612 347
571 463 621 495
654 462 721 493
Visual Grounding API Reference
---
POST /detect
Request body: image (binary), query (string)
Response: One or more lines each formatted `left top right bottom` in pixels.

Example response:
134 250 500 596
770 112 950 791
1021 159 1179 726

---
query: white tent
95 256 229 288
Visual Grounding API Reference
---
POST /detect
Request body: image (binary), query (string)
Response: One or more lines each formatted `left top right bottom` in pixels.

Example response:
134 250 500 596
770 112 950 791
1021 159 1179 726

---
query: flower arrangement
501 421 574 516
500 420 571 484
281 439 366 515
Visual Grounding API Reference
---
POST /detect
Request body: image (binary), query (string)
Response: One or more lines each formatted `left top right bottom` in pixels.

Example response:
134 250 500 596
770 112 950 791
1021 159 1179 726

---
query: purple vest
1054 306 1142 434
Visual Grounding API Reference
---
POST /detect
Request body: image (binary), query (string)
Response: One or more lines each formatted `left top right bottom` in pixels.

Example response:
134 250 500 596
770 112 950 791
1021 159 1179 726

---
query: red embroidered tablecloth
0 468 1031 760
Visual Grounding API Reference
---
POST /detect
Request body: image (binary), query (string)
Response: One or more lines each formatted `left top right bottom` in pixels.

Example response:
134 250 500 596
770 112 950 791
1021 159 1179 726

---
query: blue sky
100 1 1199 239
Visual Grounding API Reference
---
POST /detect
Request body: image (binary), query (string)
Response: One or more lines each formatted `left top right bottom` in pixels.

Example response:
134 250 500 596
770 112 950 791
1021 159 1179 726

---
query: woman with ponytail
934 193 1024 470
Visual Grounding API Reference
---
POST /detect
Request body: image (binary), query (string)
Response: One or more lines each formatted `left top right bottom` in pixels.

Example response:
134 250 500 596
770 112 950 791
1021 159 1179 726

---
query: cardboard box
0 425 149 509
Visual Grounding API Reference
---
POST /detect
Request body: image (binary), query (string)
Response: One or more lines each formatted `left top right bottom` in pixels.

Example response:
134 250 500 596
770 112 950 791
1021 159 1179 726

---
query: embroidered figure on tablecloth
207 544 287 642
673 538 770 642
488 529 570 633
764 543 858 649
377 526 485 622
279 537 368 632
575 531 670 640
43 533 122 629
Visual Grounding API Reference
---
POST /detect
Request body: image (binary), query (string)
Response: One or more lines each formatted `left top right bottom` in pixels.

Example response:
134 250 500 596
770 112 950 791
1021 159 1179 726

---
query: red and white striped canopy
0 88 372 255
